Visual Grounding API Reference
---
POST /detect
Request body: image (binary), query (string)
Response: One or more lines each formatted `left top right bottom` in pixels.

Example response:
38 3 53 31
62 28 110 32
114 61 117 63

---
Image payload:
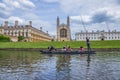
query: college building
57 16 71 41
0 21 52 42
75 30 120 41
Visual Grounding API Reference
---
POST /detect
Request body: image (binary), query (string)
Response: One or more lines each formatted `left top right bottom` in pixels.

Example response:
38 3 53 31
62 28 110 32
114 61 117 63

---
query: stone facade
0 21 52 42
75 30 120 41
57 16 71 41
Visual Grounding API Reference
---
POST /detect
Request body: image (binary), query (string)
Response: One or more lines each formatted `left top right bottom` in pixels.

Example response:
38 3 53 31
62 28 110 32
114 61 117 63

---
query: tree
18 36 24 41
0 34 10 42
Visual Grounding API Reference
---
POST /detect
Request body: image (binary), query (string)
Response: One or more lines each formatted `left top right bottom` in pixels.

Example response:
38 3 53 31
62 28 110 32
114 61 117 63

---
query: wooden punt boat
40 50 96 54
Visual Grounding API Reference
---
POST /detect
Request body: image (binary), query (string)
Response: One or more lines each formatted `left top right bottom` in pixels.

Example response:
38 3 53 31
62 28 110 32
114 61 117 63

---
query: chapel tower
57 16 71 41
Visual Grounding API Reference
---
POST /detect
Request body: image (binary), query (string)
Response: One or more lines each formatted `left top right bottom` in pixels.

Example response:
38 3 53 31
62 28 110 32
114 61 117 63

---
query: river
0 51 120 80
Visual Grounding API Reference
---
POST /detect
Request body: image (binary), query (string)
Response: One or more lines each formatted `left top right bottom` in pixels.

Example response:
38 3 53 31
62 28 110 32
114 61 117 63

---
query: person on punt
86 37 91 50
61 47 67 51
79 46 85 51
49 46 56 51
66 46 72 51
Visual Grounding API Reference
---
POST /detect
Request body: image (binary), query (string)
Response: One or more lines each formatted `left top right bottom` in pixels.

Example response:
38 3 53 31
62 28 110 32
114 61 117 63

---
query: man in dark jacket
86 37 91 50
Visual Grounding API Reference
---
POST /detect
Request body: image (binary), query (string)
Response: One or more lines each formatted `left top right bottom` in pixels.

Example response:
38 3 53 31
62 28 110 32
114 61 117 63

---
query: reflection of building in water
56 55 71 80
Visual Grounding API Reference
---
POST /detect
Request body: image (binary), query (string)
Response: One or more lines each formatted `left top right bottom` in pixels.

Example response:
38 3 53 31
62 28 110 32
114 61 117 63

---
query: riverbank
0 40 120 52
0 48 120 52
0 40 120 48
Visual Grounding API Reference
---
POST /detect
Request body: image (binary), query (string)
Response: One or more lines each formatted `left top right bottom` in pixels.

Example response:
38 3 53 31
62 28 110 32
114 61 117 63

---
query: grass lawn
0 40 120 48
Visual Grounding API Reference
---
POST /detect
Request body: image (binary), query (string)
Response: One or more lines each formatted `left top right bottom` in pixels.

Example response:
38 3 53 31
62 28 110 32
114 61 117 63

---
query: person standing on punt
86 37 91 51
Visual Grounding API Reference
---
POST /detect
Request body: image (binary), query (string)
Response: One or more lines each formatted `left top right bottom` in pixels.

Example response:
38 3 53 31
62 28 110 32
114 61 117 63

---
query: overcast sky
0 0 120 38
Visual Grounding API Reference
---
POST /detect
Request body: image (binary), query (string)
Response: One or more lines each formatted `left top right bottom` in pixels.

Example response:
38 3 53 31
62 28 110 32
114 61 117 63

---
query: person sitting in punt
61 47 67 51
79 46 84 51
66 46 72 51
49 46 56 51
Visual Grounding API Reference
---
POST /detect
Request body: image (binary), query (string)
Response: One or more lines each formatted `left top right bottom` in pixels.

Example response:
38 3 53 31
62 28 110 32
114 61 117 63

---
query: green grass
0 40 120 48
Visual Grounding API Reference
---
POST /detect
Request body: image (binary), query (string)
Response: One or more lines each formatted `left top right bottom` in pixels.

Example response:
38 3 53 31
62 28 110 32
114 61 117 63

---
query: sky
0 0 120 39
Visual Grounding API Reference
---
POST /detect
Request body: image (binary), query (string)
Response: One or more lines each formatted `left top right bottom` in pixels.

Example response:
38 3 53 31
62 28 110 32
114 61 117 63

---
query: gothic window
60 29 67 37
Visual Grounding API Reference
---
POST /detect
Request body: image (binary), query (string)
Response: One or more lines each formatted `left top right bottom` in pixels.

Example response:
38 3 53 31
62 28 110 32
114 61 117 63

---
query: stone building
75 30 120 41
57 16 71 41
0 21 52 42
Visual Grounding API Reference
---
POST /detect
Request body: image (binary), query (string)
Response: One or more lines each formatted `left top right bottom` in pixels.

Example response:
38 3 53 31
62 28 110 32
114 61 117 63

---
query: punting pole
80 16 91 51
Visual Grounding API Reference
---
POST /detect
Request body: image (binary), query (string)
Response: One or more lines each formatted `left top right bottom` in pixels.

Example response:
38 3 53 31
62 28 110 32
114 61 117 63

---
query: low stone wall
0 48 120 52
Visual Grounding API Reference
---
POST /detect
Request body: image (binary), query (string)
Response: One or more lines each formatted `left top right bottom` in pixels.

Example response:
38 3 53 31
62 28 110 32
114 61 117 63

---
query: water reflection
86 54 91 80
0 51 120 80
56 55 71 80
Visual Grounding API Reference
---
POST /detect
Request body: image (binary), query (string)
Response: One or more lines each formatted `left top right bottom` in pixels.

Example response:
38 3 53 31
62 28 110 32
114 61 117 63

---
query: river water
0 51 120 80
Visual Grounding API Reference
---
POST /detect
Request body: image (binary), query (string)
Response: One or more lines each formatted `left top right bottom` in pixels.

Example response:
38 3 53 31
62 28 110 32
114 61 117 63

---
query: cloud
43 0 59 3
3 0 35 10
57 0 120 26
116 0 120 4
7 16 25 25
0 3 7 10
58 0 116 14
0 16 25 26
0 0 36 19
1 0 120 38
70 15 92 24
32 20 56 35
0 3 11 18
0 12 9 18
91 11 114 23
3 0 20 10
18 0 36 8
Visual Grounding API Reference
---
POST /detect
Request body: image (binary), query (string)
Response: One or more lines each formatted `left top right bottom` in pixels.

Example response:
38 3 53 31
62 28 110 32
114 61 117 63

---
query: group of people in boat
48 37 90 52
48 45 85 52
48 46 56 51
61 46 73 51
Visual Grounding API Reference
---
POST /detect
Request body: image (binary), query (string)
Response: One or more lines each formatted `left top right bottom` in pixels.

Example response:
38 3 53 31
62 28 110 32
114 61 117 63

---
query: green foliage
0 34 10 42
18 36 24 41
0 40 120 48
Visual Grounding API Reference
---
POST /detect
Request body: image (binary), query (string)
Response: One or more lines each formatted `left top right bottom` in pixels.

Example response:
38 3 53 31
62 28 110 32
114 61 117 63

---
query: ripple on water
0 52 120 80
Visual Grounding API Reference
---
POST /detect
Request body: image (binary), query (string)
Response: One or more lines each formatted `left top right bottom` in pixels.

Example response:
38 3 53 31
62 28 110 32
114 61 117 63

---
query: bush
0 34 10 42
18 36 24 41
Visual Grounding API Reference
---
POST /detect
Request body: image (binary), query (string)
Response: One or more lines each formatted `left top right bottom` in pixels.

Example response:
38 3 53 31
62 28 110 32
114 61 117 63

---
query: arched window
60 29 67 37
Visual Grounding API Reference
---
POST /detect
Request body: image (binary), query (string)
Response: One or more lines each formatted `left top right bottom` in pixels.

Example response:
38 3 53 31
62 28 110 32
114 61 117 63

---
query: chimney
29 21 32 26
15 20 18 26
40 27 42 31
4 21 8 27
57 16 59 27
46 31 48 34
67 16 70 27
